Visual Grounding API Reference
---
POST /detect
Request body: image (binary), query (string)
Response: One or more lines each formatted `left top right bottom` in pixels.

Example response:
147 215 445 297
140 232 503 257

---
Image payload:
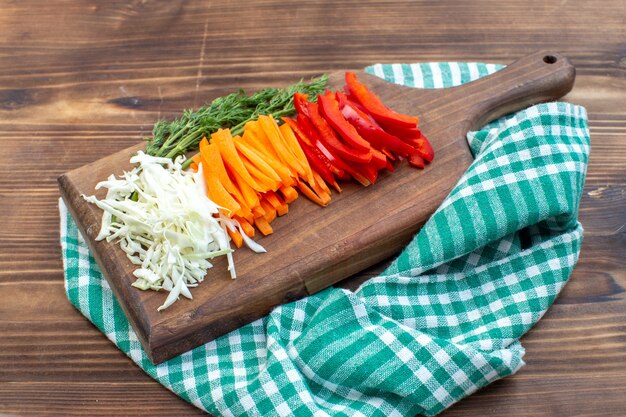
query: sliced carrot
242 126 296 187
312 171 331 196
260 198 277 223
265 191 288 216
234 215 255 238
214 129 263 192
254 216 273 236
189 161 198 171
242 120 282 162
252 205 266 219
258 115 307 179
234 138 282 182
297 181 330 207
200 140 242 198
227 227 244 248
199 140 252 218
239 154 281 192
230 168 260 210
279 121 315 184
279 184 299 204
201 160 241 217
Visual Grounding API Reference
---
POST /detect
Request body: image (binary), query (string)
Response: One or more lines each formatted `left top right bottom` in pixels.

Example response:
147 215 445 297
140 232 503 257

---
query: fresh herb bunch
145 74 329 160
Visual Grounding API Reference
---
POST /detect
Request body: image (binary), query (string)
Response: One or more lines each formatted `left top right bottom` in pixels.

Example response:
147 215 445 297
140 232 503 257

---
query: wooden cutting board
58 50 575 364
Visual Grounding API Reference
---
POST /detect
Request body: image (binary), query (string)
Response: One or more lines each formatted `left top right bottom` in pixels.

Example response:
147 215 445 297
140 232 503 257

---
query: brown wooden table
1 1 624 416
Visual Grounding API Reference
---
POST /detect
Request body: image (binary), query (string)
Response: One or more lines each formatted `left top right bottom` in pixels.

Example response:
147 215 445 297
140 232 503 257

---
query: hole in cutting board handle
543 55 557 64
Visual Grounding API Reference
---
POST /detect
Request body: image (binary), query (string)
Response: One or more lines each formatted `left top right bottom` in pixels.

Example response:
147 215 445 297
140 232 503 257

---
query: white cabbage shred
83 151 265 311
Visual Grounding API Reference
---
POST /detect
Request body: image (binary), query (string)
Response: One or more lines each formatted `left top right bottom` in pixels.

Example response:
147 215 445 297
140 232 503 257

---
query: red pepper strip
306 101 373 164
300 142 340 189
369 148 388 171
317 92 371 153
293 106 370 185
337 92 419 158
297 114 371 185
317 141 370 187
294 114 349 180
294 92 310 116
343 92 380 125
377 122 422 140
408 153 425 169
378 121 434 163
404 135 435 163
385 158 395 172
282 118 339 189
294 96 353 181
345 71 419 129
381 148 395 161
350 161 379 184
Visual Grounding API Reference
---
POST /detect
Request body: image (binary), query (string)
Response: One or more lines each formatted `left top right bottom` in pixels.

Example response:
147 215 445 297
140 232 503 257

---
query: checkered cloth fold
59 62 589 416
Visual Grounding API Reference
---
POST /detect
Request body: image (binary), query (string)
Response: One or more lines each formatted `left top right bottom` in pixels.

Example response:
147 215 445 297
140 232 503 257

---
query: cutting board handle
453 50 576 130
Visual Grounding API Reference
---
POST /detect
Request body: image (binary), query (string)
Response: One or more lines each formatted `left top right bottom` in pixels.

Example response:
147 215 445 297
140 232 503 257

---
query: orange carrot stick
214 129 263 192
311 170 331 196
199 140 252 218
227 227 244 248
258 115 307 178
234 138 282 182
242 120 282 162
200 139 243 199
252 205 266 219
240 154 281 192
254 216 273 236
242 125 296 187
231 168 260 210
201 160 241 217
279 122 315 184
279 184 299 204
296 181 329 207
265 191 288 216
260 198 277 223
234 215 255 238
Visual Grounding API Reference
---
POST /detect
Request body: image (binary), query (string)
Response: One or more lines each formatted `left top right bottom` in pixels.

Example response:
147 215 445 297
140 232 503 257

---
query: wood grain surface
59 50 575 364
1 0 624 415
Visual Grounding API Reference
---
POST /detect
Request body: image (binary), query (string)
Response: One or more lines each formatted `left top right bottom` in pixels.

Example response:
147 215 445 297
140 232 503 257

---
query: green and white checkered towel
59 62 590 416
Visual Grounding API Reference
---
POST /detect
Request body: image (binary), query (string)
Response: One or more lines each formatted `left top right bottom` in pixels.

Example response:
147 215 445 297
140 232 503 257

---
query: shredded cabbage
83 151 265 311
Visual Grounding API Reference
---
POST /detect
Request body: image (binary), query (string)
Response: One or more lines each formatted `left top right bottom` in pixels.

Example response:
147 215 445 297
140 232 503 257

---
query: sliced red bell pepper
408 153 425 169
381 148 395 161
294 92 311 117
337 92 419 158
317 92 372 153
294 114 349 180
306 101 373 164
281 118 339 189
377 122 422 140
404 135 434 163
313 136 371 186
350 160 379 184
345 71 418 129
369 147 389 171
378 121 434 163
342 92 380 125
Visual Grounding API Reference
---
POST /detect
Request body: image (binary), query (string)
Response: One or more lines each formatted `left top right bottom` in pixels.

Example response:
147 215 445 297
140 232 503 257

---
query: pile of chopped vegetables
83 152 265 311
283 71 433 188
85 71 433 311
186 115 329 241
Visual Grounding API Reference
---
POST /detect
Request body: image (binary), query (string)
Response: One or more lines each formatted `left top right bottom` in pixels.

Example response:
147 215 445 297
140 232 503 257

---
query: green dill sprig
144 74 329 161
